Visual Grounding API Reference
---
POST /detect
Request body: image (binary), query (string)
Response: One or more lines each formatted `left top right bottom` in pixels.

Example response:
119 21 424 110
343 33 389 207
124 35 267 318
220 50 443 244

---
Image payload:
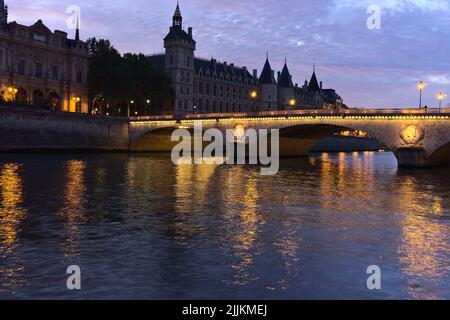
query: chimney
224 61 227 66
243 66 247 71
271 70 275 80
230 63 234 68
295 83 298 88
188 27 193 38
320 81 323 90
253 69 257 79
277 71 281 80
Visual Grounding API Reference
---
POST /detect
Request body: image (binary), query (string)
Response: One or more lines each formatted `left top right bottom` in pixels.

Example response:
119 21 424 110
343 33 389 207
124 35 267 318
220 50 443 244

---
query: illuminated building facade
0 1 89 113
149 3 344 114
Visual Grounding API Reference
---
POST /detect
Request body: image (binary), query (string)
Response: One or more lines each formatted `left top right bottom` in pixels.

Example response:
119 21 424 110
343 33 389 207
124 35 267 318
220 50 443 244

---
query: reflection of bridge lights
234 124 246 141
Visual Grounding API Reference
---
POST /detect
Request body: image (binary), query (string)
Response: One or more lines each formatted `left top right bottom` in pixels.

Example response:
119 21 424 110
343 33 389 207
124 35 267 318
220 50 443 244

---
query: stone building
148 3 257 115
0 1 89 113
150 3 344 114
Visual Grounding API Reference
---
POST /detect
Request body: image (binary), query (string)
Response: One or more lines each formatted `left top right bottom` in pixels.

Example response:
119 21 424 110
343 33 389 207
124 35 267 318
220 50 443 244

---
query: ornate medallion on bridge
400 124 425 145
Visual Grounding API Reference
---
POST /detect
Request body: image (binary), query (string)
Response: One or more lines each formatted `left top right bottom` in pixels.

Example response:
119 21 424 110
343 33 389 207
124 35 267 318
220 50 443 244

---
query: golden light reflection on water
0 163 27 291
396 177 449 299
220 167 265 286
172 162 219 240
60 160 87 257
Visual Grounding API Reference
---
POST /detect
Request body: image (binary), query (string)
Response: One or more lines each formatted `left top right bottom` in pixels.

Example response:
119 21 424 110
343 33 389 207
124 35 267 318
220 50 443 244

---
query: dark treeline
87 38 174 116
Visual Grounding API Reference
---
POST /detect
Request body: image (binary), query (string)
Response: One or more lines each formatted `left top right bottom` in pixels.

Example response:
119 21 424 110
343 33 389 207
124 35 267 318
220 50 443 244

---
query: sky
8 0 450 108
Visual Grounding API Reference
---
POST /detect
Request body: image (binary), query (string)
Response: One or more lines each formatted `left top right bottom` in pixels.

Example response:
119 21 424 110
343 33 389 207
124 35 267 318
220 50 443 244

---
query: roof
259 59 276 84
147 54 165 70
163 26 196 44
147 54 254 81
278 63 293 88
195 58 253 81
309 71 321 92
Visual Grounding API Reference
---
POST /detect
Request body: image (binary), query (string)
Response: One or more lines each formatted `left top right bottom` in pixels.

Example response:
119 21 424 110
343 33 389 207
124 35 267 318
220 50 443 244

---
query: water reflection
219 167 265 286
60 160 87 256
396 176 449 299
0 163 27 292
0 152 448 299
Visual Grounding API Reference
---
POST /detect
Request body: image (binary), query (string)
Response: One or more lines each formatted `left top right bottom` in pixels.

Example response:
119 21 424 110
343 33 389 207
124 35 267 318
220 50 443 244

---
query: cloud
425 74 450 85
6 0 449 108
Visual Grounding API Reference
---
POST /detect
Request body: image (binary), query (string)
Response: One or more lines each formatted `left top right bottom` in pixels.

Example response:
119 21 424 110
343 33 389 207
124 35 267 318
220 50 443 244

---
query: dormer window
33 34 46 42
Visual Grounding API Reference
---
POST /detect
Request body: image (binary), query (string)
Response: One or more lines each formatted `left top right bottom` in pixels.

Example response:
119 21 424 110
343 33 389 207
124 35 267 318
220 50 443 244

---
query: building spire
75 16 80 41
173 1 182 28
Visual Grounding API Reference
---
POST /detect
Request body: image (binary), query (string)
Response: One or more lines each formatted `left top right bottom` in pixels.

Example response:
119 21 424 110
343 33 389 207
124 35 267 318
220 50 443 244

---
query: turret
277 59 295 110
258 54 278 110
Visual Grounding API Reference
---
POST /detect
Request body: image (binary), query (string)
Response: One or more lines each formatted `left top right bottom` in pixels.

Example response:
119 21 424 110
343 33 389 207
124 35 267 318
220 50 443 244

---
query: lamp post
418 81 425 109
290 98 296 109
437 92 445 112
128 100 134 118
145 99 150 116
250 90 257 112
7 86 18 102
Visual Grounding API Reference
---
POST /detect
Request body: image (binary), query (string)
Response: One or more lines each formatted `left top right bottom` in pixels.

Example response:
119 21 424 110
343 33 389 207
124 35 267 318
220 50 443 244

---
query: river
0 152 448 299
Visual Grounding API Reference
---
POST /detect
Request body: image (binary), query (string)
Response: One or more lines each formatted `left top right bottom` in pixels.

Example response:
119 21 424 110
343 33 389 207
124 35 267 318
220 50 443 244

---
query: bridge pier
395 147 430 167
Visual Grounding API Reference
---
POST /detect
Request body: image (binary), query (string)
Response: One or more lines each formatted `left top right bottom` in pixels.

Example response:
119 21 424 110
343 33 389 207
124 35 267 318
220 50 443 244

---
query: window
76 70 82 83
17 60 25 75
51 66 58 80
184 100 188 110
187 56 190 67
170 55 173 65
35 63 43 78
0 50 3 66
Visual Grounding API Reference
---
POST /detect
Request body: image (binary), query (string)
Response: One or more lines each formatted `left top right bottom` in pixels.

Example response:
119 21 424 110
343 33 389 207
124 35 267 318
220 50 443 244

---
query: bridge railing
130 108 450 121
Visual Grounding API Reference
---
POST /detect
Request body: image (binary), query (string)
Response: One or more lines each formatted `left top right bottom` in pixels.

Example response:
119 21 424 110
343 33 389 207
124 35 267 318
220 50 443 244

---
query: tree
87 38 173 116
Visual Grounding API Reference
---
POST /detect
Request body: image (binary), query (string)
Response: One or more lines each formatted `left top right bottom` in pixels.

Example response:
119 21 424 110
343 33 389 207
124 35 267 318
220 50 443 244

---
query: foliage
87 38 173 115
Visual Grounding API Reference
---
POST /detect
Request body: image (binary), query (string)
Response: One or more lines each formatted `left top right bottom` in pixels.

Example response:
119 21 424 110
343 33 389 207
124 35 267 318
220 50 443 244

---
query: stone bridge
129 108 450 167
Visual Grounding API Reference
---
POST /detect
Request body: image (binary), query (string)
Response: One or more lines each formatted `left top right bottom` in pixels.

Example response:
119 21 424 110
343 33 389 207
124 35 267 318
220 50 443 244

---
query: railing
130 108 450 122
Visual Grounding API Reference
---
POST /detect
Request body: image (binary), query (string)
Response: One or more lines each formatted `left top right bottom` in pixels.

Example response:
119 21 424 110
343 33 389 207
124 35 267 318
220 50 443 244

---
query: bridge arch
131 126 181 152
274 123 389 157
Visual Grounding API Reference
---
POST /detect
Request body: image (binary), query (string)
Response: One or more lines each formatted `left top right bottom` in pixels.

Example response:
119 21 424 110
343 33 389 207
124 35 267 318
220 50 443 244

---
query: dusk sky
9 0 450 108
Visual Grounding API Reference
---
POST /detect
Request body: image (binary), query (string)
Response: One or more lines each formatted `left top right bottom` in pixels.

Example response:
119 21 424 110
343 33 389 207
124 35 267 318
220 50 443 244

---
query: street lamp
418 81 425 109
7 86 18 102
250 90 257 112
127 100 134 118
145 99 151 116
290 99 296 108
437 92 445 111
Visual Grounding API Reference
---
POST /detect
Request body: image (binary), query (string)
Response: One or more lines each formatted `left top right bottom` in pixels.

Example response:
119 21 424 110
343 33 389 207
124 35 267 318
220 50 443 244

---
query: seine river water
0 152 448 300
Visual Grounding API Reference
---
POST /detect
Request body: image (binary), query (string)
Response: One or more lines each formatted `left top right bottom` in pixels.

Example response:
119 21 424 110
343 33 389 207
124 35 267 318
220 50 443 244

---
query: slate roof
309 71 321 92
163 26 196 44
147 54 165 70
278 63 293 88
194 58 254 81
259 59 276 84
147 55 254 82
